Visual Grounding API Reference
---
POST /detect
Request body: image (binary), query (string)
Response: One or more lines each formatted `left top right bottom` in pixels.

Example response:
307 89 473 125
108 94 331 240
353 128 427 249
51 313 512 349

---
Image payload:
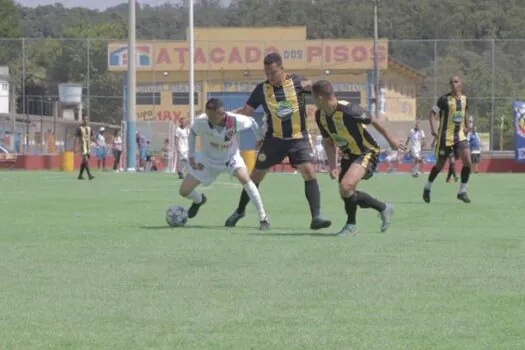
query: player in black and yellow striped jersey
423 75 473 203
225 52 331 230
312 80 405 236
74 117 95 180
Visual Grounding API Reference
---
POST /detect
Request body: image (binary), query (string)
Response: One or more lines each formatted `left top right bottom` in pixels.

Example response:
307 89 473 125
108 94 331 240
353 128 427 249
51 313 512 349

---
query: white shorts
178 150 188 160
315 147 326 161
385 154 398 163
410 148 422 159
187 152 246 186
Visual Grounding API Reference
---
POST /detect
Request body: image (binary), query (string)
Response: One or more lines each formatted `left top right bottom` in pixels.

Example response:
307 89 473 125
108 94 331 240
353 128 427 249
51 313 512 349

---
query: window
136 92 161 105
1 83 7 91
172 92 198 105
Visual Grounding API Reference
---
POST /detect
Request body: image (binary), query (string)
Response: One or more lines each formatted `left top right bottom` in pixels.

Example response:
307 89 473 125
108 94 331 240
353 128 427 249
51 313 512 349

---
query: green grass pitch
1 171 524 349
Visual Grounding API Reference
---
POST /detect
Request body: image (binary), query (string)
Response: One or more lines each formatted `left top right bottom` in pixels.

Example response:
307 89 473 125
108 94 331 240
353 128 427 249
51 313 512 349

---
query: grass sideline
1 171 524 349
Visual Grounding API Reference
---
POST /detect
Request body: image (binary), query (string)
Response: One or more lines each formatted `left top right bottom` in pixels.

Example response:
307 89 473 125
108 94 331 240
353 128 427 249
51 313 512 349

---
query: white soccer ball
166 205 188 227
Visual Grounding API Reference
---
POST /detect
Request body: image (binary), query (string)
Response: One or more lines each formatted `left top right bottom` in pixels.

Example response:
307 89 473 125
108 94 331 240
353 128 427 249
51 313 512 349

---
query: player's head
179 117 187 128
449 75 463 94
81 117 88 126
205 98 226 125
311 80 336 109
414 120 420 129
263 52 285 87
114 129 120 137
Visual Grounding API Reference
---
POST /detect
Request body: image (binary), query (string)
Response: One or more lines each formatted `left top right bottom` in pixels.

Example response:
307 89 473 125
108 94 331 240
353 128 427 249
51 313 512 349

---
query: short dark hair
263 52 283 67
312 80 334 98
205 98 224 110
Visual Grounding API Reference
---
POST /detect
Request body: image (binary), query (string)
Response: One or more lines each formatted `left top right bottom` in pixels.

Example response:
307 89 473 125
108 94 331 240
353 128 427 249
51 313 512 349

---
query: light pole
373 0 380 119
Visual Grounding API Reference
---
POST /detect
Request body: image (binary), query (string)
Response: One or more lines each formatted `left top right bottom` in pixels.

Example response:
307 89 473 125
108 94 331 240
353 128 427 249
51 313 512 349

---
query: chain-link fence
1 38 524 154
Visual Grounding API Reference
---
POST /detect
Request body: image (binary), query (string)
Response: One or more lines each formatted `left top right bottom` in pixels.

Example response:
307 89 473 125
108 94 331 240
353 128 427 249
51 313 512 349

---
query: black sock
356 191 386 212
304 179 321 218
461 165 470 183
343 193 358 225
79 162 85 177
428 166 440 183
236 183 259 214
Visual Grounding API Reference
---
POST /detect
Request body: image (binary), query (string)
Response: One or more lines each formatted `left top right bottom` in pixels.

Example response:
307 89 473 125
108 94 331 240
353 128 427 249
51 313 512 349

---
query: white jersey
96 133 106 148
175 127 190 154
408 128 425 150
189 112 262 169
315 135 323 148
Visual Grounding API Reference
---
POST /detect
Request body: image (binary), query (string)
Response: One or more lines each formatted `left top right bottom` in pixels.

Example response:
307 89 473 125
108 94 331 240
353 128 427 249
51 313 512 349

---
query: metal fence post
491 39 495 151
87 38 91 119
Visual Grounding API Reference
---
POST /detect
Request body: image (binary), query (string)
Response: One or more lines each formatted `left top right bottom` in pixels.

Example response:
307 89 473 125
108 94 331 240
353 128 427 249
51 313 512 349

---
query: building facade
108 27 425 136
0 67 9 114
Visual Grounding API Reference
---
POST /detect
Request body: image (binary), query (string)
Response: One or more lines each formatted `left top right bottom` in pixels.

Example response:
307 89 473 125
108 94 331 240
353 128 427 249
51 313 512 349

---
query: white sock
243 181 267 221
424 181 432 190
459 183 468 194
186 189 203 204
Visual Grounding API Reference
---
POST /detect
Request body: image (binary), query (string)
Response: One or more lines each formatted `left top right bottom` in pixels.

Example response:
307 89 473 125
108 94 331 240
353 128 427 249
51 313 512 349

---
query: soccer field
1 171 524 349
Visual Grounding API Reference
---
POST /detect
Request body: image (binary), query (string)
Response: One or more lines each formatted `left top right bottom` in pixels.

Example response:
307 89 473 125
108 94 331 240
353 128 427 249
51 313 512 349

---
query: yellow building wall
134 70 370 127
382 69 419 121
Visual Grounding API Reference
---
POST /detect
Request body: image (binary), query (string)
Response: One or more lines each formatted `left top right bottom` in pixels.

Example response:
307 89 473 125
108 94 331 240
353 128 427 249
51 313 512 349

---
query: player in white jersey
314 134 327 173
405 120 426 177
178 98 270 230
175 117 190 179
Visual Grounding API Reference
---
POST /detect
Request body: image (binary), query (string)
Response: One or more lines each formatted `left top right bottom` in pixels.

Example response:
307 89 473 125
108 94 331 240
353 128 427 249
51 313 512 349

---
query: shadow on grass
248 232 337 237
139 225 254 230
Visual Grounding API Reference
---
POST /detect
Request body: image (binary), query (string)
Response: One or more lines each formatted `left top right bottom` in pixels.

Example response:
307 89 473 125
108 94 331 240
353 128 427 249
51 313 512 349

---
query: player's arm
233 84 264 116
323 137 337 170
348 104 405 151
187 126 202 170
232 113 264 142
74 127 80 153
430 96 445 137
315 111 337 170
464 99 470 133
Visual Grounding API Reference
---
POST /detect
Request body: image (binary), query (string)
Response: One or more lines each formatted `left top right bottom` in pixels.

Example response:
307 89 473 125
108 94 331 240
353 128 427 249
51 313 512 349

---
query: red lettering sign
228 47 242 64
195 47 206 64
137 110 185 122
245 47 261 63
210 47 225 63
157 48 171 64
306 45 388 64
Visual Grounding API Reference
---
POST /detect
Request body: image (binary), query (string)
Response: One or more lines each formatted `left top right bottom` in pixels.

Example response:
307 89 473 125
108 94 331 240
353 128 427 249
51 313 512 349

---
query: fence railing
1 38 523 153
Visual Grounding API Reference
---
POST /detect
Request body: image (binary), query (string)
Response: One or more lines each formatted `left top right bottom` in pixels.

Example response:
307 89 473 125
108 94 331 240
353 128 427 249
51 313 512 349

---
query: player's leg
232 162 270 230
339 153 392 235
456 142 472 203
290 138 331 230
82 154 94 180
335 158 358 236
178 172 208 218
225 138 285 227
472 153 480 173
423 144 448 203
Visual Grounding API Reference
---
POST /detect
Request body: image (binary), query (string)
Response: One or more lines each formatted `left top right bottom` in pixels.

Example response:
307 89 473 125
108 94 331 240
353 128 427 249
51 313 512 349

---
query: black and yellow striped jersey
432 93 468 146
315 100 379 156
246 74 308 140
76 125 93 155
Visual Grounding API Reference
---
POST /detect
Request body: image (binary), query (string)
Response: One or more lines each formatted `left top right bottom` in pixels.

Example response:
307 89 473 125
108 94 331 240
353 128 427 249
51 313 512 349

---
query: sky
16 0 231 10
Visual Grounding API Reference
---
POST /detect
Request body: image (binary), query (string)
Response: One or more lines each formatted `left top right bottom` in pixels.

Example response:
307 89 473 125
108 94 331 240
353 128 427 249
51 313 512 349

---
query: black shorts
255 136 313 170
339 152 379 182
471 153 480 164
436 140 469 160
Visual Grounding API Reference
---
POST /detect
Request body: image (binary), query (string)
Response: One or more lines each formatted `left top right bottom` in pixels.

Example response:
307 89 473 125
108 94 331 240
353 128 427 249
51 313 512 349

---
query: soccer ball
166 205 188 227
